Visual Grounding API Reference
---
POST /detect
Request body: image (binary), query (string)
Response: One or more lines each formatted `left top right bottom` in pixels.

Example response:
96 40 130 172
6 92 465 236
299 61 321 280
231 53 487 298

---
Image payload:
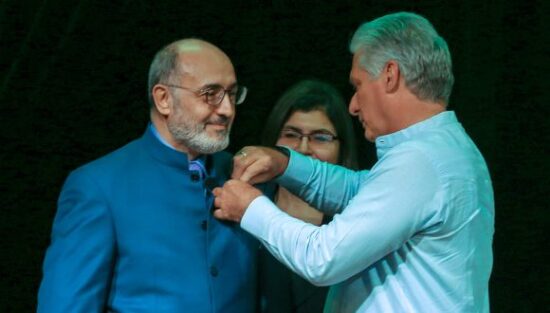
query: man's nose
215 94 235 117
349 93 359 116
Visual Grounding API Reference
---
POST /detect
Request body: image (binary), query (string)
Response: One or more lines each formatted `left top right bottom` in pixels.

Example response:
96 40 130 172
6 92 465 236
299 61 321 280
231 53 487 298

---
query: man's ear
152 84 171 115
384 60 400 93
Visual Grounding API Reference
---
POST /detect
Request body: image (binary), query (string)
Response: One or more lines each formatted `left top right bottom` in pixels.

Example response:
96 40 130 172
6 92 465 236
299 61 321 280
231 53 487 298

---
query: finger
212 187 222 197
213 207 236 222
239 168 254 184
239 161 270 184
212 208 226 220
231 159 245 180
232 150 248 180
214 196 222 209
235 149 248 159
232 154 254 181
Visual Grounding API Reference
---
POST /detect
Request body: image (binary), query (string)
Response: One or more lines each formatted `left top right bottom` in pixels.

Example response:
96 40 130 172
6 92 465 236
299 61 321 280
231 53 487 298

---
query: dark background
1 0 547 311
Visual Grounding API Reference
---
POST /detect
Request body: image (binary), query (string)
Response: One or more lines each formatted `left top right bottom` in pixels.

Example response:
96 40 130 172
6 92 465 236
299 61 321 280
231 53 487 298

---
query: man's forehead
178 60 236 87
170 43 235 85
349 62 359 82
177 48 231 67
349 53 365 79
351 52 362 68
175 41 225 66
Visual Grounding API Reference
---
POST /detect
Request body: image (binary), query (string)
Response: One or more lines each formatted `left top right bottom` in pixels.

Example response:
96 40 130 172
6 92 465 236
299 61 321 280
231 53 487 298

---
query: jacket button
210 266 218 277
201 220 207 230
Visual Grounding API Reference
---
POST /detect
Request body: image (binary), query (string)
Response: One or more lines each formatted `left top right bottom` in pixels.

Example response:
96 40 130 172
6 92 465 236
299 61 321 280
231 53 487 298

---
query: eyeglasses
279 128 339 145
164 83 248 106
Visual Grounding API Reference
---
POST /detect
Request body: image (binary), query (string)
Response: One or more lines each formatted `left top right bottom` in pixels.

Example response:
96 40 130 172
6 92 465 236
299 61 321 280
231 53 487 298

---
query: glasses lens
311 133 336 143
204 86 223 106
281 129 301 140
207 86 247 106
236 86 247 105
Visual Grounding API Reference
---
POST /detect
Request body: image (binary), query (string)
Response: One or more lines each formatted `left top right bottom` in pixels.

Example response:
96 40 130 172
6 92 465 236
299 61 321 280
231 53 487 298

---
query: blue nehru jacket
37 126 258 312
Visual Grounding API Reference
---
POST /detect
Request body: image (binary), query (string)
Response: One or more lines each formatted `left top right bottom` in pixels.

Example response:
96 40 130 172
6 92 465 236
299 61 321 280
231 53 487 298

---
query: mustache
206 116 231 127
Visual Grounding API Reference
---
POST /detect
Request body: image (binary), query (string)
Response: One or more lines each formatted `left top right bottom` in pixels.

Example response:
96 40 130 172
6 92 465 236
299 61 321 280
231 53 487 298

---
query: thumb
212 207 230 221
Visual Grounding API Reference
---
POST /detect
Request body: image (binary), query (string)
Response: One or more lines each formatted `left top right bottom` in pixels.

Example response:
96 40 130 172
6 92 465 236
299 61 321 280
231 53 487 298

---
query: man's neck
390 92 446 132
150 113 200 160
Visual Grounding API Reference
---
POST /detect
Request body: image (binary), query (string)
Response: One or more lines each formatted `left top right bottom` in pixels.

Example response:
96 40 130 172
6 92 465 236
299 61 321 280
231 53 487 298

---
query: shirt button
210 266 219 277
190 172 200 182
201 220 207 230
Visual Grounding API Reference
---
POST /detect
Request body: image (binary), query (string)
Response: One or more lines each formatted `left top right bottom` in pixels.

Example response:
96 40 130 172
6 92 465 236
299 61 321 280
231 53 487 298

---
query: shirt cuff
276 149 314 190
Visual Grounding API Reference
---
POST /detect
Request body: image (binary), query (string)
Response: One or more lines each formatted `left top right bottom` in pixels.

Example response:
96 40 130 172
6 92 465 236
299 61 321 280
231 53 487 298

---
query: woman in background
259 79 359 313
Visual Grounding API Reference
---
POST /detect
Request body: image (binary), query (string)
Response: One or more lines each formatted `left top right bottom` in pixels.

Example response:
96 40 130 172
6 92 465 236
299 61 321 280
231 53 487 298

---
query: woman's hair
261 79 359 169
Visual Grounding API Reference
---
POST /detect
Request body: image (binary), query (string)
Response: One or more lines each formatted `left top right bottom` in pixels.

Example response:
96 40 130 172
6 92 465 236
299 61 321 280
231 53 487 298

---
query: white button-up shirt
242 111 494 312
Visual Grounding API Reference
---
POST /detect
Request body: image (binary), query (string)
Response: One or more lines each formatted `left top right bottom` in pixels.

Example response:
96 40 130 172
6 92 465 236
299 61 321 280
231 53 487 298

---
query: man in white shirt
213 12 494 313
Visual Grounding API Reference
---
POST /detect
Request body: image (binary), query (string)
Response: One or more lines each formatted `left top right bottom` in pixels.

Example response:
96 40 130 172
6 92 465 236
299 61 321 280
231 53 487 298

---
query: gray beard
168 121 230 155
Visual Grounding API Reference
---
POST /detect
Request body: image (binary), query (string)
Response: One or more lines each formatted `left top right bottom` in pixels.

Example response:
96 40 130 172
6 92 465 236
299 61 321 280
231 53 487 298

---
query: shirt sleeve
276 150 369 215
37 169 115 313
241 145 441 286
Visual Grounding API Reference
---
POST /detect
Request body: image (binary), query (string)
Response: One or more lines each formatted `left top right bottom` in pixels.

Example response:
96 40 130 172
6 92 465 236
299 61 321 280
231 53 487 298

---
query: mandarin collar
143 125 193 171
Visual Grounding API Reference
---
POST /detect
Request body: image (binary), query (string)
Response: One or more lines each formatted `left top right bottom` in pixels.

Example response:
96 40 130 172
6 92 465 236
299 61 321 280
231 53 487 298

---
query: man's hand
232 146 289 184
212 180 263 223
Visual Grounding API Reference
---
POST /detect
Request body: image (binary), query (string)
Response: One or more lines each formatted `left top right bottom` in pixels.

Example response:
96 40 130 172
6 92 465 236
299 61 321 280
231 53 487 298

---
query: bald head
147 39 233 107
172 38 224 54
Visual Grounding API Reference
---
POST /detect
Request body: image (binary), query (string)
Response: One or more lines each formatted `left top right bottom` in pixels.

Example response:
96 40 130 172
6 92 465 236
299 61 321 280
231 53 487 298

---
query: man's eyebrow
199 83 222 91
200 82 238 90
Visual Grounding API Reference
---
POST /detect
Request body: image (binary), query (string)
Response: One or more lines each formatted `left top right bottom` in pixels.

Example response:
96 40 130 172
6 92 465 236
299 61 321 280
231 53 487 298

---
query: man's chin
198 135 230 154
204 132 227 144
364 129 376 143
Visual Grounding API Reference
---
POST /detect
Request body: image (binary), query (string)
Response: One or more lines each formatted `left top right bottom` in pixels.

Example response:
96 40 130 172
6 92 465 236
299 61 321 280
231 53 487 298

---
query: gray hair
147 42 182 107
349 12 454 104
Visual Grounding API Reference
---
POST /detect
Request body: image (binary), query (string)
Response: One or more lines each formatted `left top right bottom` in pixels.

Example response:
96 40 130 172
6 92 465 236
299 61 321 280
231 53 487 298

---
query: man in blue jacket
37 38 256 312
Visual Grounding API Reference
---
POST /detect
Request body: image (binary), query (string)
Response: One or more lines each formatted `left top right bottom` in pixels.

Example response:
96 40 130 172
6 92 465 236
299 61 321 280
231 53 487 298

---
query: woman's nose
295 136 313 155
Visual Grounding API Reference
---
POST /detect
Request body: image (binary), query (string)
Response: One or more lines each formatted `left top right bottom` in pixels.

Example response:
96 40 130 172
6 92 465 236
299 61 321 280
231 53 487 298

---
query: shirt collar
375 111 458 159
150 123 176 150
148 123 206 167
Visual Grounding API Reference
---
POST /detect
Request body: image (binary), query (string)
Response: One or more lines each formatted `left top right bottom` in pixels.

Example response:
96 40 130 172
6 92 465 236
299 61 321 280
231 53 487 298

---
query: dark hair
262 80 359 169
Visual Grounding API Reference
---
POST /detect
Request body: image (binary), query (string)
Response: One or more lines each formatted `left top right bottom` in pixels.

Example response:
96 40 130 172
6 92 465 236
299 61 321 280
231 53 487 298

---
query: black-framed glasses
164 83 248 106
279 128 339 145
